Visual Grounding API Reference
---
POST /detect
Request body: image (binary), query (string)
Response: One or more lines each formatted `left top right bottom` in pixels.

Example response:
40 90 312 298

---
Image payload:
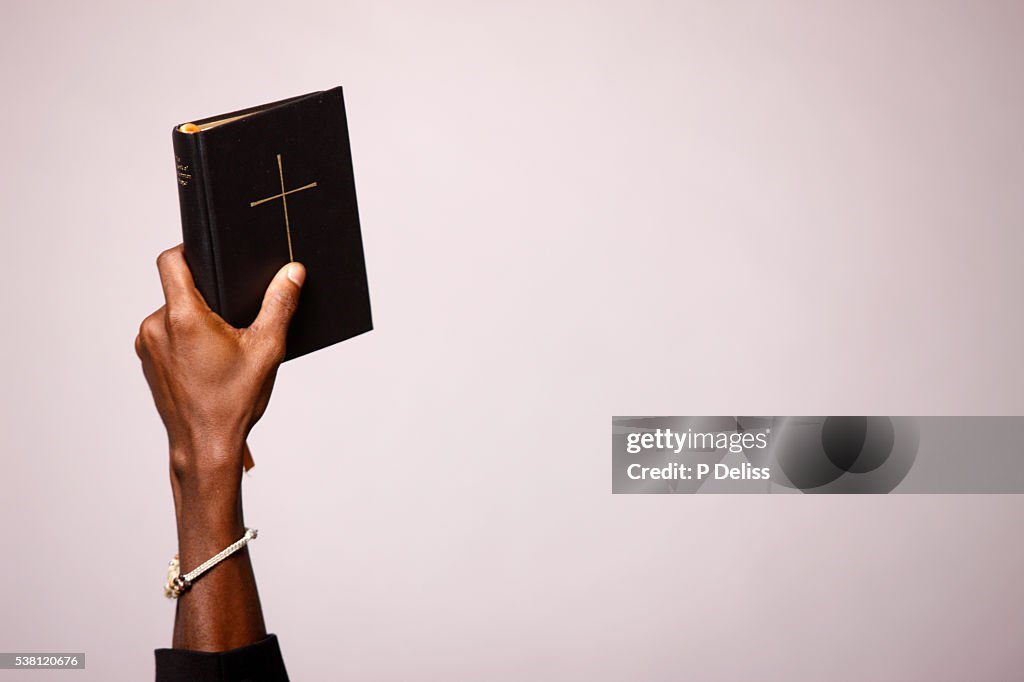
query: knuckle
164 306 197 333
139 312 162 343
273 290 298 316
156 248 175 270
258 335 287 365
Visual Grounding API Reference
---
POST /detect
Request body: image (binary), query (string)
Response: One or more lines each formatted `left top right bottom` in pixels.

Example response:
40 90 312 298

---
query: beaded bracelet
164 528 258 598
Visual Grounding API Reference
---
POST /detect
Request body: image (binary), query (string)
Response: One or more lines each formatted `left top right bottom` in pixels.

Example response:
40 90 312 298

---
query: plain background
1 1 1022 680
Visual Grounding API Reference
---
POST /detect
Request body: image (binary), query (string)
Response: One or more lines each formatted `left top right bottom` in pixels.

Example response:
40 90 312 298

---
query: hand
136 245 305 481
136 244 304 651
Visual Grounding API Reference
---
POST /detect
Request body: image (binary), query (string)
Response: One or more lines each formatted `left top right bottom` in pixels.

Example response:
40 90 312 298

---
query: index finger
155 244 207 312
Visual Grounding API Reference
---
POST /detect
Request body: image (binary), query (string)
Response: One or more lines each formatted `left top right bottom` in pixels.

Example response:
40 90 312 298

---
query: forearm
170 443 266 651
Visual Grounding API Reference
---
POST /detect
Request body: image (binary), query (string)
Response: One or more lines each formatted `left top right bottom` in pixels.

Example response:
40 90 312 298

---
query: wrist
169 440 244 529
169 437 245 485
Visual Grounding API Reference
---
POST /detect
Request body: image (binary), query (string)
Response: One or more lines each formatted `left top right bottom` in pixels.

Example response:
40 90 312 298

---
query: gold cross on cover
250 154 317 261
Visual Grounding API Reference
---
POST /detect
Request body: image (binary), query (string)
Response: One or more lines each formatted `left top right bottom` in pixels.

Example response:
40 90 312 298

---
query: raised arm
136 245 304 653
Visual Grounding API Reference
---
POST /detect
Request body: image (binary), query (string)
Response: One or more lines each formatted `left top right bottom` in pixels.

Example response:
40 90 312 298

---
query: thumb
251 261 305 346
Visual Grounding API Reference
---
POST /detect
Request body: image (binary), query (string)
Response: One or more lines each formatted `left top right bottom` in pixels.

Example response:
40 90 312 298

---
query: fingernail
287 262 305 286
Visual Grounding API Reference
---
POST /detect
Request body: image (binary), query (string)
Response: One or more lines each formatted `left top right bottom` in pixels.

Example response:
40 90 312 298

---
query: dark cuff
154 633 289 682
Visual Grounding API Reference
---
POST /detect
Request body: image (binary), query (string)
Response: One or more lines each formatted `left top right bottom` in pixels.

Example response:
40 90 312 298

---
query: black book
171 86 372 361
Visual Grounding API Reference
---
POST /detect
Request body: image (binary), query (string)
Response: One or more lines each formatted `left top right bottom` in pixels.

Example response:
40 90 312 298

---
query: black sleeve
154 633 289 682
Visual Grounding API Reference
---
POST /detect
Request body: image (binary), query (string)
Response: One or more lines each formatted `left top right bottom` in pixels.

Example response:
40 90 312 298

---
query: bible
171 86 372 361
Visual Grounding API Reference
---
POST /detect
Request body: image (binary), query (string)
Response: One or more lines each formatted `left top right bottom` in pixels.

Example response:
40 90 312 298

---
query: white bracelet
164 528 258 599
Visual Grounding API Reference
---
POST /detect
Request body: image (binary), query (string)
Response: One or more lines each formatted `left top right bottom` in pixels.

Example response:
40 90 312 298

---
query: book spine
171 129 221 313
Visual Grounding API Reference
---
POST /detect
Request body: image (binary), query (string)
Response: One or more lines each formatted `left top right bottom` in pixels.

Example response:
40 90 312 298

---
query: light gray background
1 1 1022 680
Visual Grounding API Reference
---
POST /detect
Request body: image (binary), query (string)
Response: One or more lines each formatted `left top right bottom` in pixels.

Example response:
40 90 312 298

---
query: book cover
171 86 372 361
